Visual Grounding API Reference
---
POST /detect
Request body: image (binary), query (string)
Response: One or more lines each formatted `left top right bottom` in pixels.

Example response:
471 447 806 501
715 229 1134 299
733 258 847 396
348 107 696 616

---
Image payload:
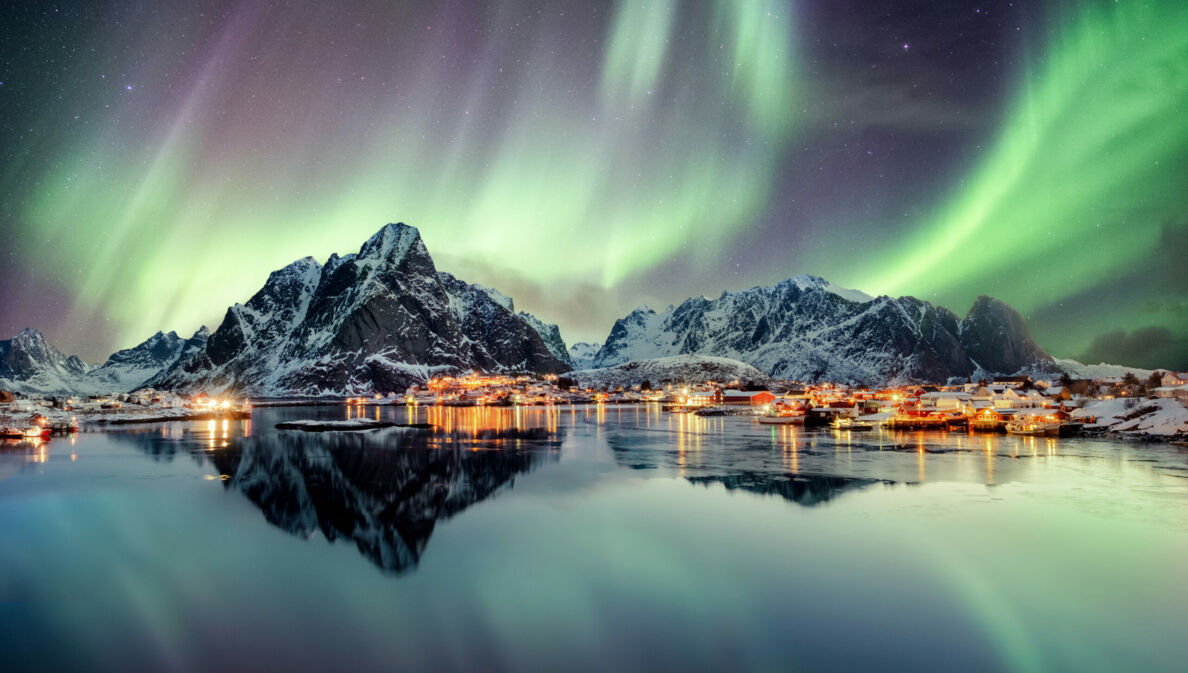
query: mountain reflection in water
685 472 884 506
117 413 561 574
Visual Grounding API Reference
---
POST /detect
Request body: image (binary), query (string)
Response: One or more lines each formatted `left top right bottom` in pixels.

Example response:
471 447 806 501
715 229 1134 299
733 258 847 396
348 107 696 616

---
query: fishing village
7 368 1186 444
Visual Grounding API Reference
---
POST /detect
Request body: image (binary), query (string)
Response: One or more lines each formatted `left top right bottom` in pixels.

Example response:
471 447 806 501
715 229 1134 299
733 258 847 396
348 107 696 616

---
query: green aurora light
3 1 1186 367
845 1 1188 361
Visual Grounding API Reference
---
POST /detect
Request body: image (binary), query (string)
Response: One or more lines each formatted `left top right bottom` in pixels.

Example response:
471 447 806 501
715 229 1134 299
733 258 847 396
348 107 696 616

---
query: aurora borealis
1 1 1186 368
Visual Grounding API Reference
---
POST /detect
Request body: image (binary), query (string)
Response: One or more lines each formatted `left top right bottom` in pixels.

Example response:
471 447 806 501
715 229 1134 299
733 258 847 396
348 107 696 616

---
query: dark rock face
518 311 572 368
959 295 1053 375
593 276 1054 384
152 223 570 395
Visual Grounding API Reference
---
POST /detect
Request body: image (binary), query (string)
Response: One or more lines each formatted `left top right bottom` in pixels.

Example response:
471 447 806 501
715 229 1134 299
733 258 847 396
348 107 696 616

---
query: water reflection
98 404 1188 579
686 472 884 506
116 412 561 574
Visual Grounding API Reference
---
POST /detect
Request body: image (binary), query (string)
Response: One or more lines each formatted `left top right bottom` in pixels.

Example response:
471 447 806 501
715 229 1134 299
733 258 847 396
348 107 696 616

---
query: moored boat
758 414 806 425
1005 418 1061 436
832 418 874 431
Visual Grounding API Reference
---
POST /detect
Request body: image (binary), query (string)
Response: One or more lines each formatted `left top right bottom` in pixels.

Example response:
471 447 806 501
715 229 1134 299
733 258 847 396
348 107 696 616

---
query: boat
1005 417 1060 436
758 408 806 425
0 426 50 440
832 418 874 431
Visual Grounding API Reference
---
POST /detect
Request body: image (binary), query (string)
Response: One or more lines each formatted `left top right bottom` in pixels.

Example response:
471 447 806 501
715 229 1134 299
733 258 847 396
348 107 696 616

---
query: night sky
1 1 1186 369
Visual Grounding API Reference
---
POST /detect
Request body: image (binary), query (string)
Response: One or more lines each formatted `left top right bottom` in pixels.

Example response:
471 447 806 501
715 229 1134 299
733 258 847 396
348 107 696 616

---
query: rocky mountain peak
1 328 91 391
358 222 427 268
147 222 570 396
959 295 1053 375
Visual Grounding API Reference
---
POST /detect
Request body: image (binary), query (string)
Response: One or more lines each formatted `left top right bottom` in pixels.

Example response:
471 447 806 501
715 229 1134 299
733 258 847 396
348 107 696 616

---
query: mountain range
2 222 1066 395
587 276 1057 385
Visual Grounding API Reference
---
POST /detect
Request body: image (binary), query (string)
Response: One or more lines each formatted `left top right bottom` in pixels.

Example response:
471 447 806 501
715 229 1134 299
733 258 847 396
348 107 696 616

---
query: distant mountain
567 342 601 370
150 223 570 396
1052 358 1153 380
87 328 208 392
0 327 213 395
592 276 1055 385
0 328 92 394
568 355 769 389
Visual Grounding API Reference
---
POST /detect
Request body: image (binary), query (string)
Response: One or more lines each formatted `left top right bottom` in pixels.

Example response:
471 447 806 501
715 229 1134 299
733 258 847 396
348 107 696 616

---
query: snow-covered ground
1074 398 1188 437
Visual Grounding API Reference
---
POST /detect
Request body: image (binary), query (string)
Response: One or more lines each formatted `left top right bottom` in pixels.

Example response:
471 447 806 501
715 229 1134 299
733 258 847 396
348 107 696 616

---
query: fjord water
1 406 1186 673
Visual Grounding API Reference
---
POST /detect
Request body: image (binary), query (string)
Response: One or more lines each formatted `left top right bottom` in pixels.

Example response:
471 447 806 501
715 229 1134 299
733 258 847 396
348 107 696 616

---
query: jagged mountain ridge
4 240 1063 394
0 327 211 394
0 328 92 393
86 328 209 392
149 223 570 395
593 275 1055 384
518 311 572 368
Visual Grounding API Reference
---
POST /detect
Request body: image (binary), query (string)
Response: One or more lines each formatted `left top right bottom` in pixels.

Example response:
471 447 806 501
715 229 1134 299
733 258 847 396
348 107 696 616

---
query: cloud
1079 326 1188 371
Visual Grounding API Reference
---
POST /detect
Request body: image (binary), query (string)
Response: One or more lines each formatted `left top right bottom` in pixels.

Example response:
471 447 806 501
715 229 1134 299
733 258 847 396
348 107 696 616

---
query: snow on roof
722 389 770 397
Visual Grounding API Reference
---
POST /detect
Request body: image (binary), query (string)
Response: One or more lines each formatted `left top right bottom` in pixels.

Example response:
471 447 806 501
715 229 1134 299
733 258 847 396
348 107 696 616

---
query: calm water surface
2 404 1186 672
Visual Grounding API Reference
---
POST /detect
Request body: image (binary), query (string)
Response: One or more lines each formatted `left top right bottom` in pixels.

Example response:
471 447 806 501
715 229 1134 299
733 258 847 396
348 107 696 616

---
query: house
1044 386 1070 401
721 390 776 406
684 390 722 406
1151 385 1188 402
919 391 972 410
1160 371 1188 387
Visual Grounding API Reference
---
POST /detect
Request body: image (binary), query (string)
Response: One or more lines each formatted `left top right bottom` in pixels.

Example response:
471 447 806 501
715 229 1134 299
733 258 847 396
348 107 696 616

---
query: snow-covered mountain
567 342 601 370
85 328 209 392
1052 358 1154 380
592 276 1055 385
0 328 92 394
149 223 570 396
568 355 770 389
0 327 214 395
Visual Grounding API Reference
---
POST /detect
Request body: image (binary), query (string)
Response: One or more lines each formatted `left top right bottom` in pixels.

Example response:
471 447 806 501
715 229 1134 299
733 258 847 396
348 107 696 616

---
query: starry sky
1 0 1186 370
